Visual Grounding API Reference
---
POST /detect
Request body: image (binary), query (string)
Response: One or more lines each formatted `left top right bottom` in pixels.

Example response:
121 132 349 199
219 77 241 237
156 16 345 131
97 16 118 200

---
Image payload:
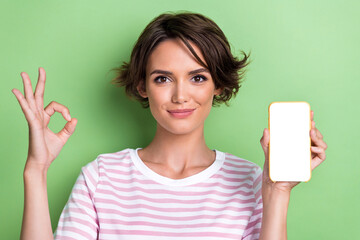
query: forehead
146 38 206 73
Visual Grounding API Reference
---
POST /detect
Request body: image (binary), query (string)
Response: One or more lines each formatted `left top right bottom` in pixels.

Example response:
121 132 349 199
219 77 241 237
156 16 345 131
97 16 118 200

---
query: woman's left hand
260 110 328 194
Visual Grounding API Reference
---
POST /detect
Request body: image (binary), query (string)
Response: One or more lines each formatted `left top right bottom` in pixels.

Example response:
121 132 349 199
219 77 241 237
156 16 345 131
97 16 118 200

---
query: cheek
147 87 169 107
147 86 171 121
196 87 215 105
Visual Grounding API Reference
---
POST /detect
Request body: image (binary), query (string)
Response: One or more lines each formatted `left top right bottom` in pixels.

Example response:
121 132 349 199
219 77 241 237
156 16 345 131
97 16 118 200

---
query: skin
12 37 327 240
12 68 77 240
136 38 222 178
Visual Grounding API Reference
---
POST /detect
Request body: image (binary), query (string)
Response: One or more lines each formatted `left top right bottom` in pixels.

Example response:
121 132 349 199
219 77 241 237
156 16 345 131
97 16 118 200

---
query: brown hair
111 11 250 108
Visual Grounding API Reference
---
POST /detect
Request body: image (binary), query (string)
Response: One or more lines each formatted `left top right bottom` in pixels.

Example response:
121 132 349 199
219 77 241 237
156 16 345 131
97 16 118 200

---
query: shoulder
96 148 132 163
221 152 263 198
221 151 263 181
223 152 262 171
81 148 134 175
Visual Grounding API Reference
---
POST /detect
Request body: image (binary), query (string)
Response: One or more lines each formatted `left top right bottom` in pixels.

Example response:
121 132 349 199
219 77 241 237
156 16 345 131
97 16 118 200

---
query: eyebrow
150 68 209 76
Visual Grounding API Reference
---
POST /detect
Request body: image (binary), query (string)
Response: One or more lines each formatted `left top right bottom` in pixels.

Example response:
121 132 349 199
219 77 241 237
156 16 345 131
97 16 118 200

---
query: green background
1 0 359 239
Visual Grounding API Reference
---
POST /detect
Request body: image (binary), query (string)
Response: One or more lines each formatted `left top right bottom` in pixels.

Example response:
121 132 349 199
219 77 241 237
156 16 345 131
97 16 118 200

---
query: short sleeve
242 166 263 240
54 158 100 240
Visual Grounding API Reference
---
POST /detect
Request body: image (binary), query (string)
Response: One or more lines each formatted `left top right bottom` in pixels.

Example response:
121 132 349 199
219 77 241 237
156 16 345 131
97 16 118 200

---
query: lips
167 108 195 118
168 109 195 113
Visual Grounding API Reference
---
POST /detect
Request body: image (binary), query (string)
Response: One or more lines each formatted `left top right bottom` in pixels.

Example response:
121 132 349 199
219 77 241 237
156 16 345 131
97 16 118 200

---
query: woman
13 12 327 240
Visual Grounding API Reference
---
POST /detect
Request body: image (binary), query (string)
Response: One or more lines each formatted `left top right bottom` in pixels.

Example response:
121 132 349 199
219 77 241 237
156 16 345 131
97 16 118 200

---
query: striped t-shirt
54 148 263 240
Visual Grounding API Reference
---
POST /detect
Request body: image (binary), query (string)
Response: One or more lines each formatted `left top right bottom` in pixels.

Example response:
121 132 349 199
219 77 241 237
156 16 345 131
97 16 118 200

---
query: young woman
13 12 327 240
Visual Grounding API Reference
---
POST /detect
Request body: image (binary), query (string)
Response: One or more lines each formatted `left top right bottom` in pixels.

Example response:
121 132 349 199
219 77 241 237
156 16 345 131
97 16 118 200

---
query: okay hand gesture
12 67 78 171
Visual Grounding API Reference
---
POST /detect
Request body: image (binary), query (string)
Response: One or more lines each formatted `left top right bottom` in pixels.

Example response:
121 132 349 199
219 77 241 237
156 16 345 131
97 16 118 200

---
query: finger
311 120 323 140
311 158 323 171
57 118 78 143
311 110 314 121
12 88 36 122
260 128 269 151
20 72 37 109
311 146 325 159
260 128 270 168
260 128 269 146
315 127 323 139
44 101 71 126
310 146 326 170
34 67 46 111
310 129 327 149
311 146 326 159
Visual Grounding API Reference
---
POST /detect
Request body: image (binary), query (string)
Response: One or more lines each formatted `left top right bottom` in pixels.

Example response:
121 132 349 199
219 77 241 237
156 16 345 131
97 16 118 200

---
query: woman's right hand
12 67 78 171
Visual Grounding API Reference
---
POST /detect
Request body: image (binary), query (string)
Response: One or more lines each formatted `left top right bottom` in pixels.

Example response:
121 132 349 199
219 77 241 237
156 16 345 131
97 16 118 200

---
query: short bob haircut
111 11 250 108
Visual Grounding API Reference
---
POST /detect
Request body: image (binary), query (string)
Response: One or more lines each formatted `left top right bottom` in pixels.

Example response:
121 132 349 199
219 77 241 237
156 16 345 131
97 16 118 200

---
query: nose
171 81 190 104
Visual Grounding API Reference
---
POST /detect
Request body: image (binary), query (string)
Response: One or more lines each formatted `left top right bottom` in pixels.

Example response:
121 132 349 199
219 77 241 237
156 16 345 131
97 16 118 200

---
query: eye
154 76 171 84
191 75 207 83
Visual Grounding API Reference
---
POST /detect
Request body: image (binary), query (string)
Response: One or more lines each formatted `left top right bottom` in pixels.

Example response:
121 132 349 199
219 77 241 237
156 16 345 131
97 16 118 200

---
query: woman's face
138 38 221 135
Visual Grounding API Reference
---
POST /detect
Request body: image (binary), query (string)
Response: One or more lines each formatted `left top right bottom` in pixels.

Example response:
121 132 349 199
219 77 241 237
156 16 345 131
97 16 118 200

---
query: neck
139 123 215 174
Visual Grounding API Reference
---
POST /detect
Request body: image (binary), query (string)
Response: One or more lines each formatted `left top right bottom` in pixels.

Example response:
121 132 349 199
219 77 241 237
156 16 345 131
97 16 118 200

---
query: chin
158 120 204 135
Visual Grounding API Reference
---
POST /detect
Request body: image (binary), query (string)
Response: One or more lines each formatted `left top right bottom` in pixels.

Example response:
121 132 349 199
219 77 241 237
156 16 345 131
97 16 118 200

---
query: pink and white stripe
54 148 263 240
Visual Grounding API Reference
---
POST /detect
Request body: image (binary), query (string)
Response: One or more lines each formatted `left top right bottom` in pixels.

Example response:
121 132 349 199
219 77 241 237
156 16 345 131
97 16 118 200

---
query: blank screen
268 102 311 182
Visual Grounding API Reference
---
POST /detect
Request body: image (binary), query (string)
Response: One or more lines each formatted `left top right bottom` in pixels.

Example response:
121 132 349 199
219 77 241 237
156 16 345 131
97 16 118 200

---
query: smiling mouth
168 109 195 113
167 109 195 118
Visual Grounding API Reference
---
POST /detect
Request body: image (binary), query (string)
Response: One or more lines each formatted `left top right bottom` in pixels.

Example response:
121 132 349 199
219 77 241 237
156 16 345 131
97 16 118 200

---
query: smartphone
268 101 312 182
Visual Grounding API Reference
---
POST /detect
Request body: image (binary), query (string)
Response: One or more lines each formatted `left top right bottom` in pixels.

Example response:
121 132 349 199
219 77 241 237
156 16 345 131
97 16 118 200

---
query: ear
137 80 147 98
214 87 223 96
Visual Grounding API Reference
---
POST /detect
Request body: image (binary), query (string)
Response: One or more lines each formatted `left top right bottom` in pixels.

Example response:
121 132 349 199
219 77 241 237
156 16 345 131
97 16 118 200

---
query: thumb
260 128 270 158
57 118 78 143
260 128 270 170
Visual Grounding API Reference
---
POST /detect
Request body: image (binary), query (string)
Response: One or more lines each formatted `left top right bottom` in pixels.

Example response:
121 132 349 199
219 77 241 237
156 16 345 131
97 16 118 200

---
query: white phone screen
268 102 312 182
